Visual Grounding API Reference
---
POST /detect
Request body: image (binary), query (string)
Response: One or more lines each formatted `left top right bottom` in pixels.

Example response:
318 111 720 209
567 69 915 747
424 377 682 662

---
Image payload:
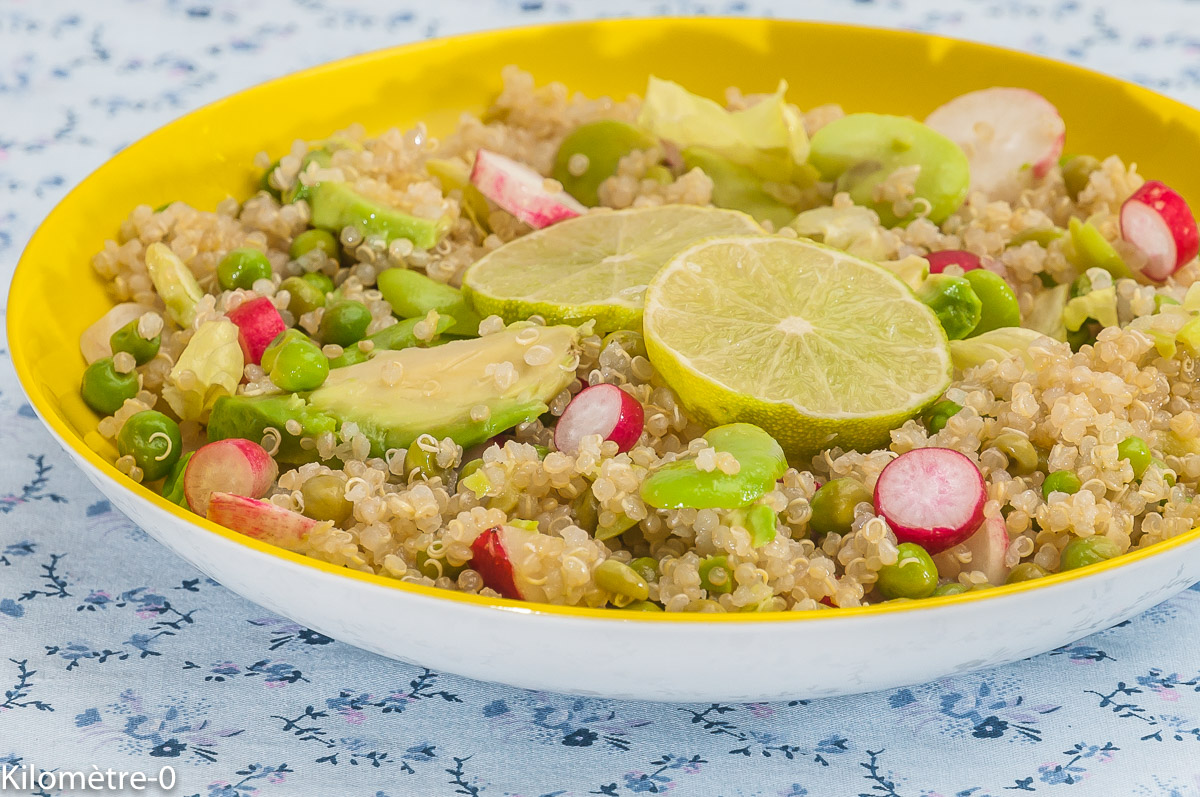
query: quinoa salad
78 68 1200 612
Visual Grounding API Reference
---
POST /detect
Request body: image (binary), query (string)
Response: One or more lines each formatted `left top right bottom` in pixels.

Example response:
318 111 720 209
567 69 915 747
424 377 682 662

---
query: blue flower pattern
4 1 1200 794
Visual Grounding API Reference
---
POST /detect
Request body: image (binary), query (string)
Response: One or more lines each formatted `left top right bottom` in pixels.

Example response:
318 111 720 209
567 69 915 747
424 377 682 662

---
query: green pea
300 473 353 524
279 276 327 317
1117 436 1152 479
1062 155 1101 201
628 557 659 583
1042 470 1082 499
992 433 1038 476
916 274 982 340
595 559 650 602
808 113 970 226
624 600 663 612
1149 458 1176 487
601 329 648 360
698 555 734 595
404 439 446 481
264 332 329 392
289 229 340 261
319 299 372 347
552 120 658 207
416 549 466 581
876 542 938 600
963 270 1020 337
1059 536 1121 571
809 477 872 537
81 357 139 416
932 582 970 597
924 399 962 434
301 271 335 295
161 451 193 508
1006 562 1049 584
217 247 273 291
116 410 182 481
109 319 160 366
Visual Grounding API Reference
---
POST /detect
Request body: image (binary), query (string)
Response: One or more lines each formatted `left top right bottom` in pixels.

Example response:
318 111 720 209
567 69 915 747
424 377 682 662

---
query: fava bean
279 276 327 317
300 473 353 524
963 269 1020 336
595 559 650 603
916 274 982 340
377 268 482 337
553 120 657 207
640 423 787 510
992 432 1038 476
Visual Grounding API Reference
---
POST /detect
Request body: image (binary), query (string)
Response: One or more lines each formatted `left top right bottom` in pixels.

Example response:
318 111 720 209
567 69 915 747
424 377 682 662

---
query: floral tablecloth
4 1 1200 795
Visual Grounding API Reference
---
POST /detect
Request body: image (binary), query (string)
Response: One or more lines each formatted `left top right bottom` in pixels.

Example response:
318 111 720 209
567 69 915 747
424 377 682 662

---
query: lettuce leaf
163 320 245 421
638 76 809 182
950 327 1047 371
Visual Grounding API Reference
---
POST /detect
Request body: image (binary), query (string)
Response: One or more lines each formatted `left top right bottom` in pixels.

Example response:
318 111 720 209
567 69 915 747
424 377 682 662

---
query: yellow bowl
11 17 1200 701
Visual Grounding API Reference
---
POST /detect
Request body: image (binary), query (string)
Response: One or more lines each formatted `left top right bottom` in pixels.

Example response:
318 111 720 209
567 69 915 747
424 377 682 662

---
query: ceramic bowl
11 17 1200 702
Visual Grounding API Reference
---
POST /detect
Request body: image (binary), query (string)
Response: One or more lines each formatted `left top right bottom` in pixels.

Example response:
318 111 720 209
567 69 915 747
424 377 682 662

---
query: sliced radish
184 438 278 516
932 515 1011 585
1120 180 1200 281
924 249 982 274
226 296 286 366
469 525 522 600
874 447 986 554
925 87 1065 201
207 492 316 552
554 384 645 455
80 302 156 364
470 149 586 229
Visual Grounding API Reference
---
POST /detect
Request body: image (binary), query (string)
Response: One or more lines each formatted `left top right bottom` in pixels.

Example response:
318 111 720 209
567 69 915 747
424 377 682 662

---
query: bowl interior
10 17 1200 618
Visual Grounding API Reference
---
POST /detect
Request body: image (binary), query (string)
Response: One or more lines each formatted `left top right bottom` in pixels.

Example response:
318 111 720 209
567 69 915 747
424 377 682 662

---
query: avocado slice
308 182 448 250
308 323 580 457
208 394 338 464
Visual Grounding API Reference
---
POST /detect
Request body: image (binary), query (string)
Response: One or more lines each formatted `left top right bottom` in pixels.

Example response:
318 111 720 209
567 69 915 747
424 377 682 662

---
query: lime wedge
643 236 952 459
462 205 763 335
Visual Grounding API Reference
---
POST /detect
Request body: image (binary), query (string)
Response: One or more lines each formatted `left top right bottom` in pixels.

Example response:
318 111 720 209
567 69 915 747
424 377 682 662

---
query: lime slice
462 205 763 335
643 236 952 459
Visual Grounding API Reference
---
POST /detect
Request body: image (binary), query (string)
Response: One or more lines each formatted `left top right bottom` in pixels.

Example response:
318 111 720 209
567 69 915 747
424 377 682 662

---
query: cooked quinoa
82 67 1200 612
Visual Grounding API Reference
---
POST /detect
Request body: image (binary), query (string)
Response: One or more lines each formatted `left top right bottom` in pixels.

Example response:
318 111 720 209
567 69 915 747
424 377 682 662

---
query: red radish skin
184 438 278 516
924 249 982 274
207 492 317 552
1120 180 1200 281
470 149 586 229
932 515 1011 585
470 526 522 600
874 447 987 554
226 296 286 366
554 384 645 455
925 87 1065 200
